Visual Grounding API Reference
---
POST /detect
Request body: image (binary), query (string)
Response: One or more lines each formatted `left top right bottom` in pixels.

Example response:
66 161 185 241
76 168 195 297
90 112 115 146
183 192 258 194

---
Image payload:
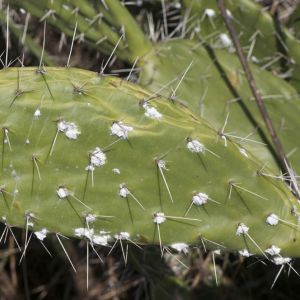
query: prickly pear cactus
139 39 300 175
0 67 300 259
181 0 300 91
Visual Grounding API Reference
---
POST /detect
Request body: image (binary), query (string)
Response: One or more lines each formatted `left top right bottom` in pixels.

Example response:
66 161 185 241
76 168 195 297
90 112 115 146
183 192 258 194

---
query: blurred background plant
2 1 300 299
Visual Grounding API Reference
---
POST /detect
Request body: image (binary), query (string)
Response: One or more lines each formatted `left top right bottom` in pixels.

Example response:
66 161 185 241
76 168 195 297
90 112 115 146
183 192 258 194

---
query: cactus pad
0 67 299 258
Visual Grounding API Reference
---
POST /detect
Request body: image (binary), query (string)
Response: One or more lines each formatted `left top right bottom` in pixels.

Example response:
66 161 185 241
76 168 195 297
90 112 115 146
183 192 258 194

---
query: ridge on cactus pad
0 67 300 258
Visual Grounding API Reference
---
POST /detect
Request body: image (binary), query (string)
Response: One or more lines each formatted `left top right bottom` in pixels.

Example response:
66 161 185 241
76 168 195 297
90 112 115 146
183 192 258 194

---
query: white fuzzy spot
75 227 111 245
85 165 95 171
74 228 85 237
266 213 279 226
265 245 281 256
34 229 48 241
57 187 69 199
25 138 30 144
119 184 130 198
93 234 109 246
153 212 166 224
192 192 209 206
90 147 107 167
34 109 41 118
214 249 221 255
57 120 68 132
86 214 96 224
65 123 81 139
239 148 248 158
28 221 34 228
272 256 291 265
27 212 35 219
156 159 167 170
74 227 94 240
143 103 162 120
114 232 130 240
220 33 232 48
236 223 249 236
239 249 252 257
205 8 216 17
112 168 120 175
110 121 133 139
170 243 189 254
187 139 205 153
57 120 81 139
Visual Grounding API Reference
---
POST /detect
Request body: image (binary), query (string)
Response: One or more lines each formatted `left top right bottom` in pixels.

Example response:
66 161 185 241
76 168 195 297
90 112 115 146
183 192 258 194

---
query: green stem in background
47 1 125 49
103 0 153 62
0 9 54 66
7 0 132 63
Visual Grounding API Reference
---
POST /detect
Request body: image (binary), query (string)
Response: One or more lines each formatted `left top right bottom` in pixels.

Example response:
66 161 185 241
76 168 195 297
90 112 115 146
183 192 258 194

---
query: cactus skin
181 0 300 92
139 39 300 175
0 67 300 257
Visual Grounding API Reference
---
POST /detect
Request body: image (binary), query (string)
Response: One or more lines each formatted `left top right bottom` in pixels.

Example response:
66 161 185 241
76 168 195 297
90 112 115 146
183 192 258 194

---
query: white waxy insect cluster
192 192 209 206
114 232 130 240
239 249 252 257
90 147 107 167
112 168 120 175
85 165 95 172
265 245 281 256
156 159 167 170
236 223 249 236
153 212 166 224
170 243 189 254
272 256 291 265
266 213 279 226
75 228 94 241
110 121 133 139
85 214 96 224
34 229 48 241
74 228 110 246
187 139 205 153
34 109 41 118
57 186 70 199
27 220 34 228
142 102 162 120
57 120 81 139
119 184 130 198
26 212 36 228
93 232 110 246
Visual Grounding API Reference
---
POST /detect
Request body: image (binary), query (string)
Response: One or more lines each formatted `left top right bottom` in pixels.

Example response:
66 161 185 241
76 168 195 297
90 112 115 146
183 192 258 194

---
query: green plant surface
0 9 54 66
0 67 300 258
7 0 152 64
139 38 300 175
181 0 300 91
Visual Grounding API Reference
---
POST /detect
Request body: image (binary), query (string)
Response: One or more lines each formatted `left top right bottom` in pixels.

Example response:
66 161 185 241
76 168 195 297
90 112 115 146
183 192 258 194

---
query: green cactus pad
139 39 300 176
181 0 300 91
0 67 299 258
